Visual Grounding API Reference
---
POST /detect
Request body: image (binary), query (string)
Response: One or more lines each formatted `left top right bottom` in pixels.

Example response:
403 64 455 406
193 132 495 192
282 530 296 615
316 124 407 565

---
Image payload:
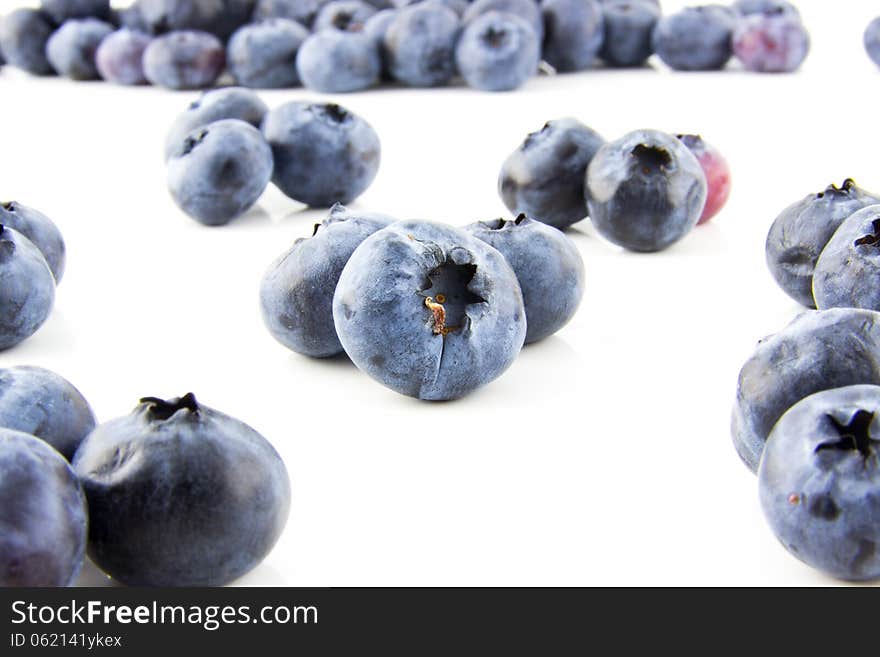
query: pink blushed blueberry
676 134 731 224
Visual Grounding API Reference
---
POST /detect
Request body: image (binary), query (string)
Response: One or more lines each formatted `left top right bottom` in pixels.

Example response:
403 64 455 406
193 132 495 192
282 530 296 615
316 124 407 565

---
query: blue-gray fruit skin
138 0 256 41
455 11 539 91
732 308 880 473
333 221 526 400
0 366 96 462
463 0 542 42
164 87 269 161
499 118 604 229
260 204 395 358
765 179 880 309
363 8 397 77
46 18 115 80
167 119 274 226
95 28 151 85
0 226 55 352
585 129 706 252
262 102 381 207
759 385 880 581
0 201 66 284
813 205 880 312
312 0 377 31
652 6 735 71
866 17 880 68
600 0 660 68
41 0 111 22
464 215 584 344
0 9 56 76
143 30 226 89
253 0 333 27
113 3 155 34
228 19 310 88
73 394 290 587
732 0 799 17
0 430 87 587
542 0 604 72
296 29 381 92
384 3 460 87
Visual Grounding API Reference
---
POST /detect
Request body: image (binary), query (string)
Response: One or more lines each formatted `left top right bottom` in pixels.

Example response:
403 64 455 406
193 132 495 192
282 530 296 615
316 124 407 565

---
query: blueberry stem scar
425 297 450 335
139 393 200 421
854 218 880 248
816 410 880 459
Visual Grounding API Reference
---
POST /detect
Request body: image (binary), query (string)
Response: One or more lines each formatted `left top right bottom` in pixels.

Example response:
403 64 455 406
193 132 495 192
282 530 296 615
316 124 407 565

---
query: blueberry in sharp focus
312 0 377 31
40 0 111 22
498 118 604 229
464 215 584 344
599 0 660 68
383 3 460 87
813 205 880 312
731 308 880 473
46 18 115 81
333 221 526 400
227 18 310 89
0 366 96 461
167 119 274 226
765 179 880 308
260 204 395 358
462 0 542 42
652 5 736 71
0 9 56 76
73 393 290 587
0 430 87 587
138 0 255 41
455 11 539 92
0 226 55 352
675 134 731 225
95 27 151 85
143 30 225 90
759 385 880 581
253 0 334 27
0 200 66 283
585 129 707 252
296 29 381 93
541 0 604 72
262 102 381 207
865 17 880 68
732 12 809 73
164 87 269 161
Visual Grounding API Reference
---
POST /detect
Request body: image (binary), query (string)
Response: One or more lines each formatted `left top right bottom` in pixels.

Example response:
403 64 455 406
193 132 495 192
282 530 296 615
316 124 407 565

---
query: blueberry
541 0 604 72
167 119 274 226
464 215 584 344
227 18 310 88
675 134 731 225
498 118 605 229
333 221 526 400
384 3 460 87
463 0 542 42
0 225 55 352
138 0 256 41
0 9 56 75
599 0 660 68
253 0 333 26
813 205 880 312
164 87 269 161
40 0 111 22
759 385 880 581
652 6 736 71
455 11 539 91
312 0 377 32
143 30 226 89
0 430 87 587
363 8 398 77
765 179 880 308
865 17 880 68
112 3 154 34
732 308 880 473
95 28 151 85
260 204 395 358
73 393 290 587
46 18 115 80
732 12 809 73
296 29 381 92
0 366 96 461
585 129 707 252
0 200 66 283
731 0 799 18
262 102 381 207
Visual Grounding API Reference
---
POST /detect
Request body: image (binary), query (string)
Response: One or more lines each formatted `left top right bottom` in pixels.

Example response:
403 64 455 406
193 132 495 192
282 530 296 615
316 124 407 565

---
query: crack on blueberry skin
816 409 880 460
631 144 672 174
421 262 486 336
139 393 200 421
854 218 880 249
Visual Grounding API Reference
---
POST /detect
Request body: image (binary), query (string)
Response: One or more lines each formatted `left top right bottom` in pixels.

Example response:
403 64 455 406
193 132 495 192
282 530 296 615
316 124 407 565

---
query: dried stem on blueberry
425 297 449 335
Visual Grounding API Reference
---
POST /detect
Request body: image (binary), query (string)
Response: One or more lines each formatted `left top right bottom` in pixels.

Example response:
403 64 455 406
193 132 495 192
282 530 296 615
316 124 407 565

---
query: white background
1 0 877 586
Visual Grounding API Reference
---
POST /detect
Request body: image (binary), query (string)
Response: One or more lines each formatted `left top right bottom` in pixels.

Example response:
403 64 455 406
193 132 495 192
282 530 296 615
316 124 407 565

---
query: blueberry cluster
0 369 290 588
0 201 66 351
165 89 380 225
499 120 731 251
0 0 810 95
260 206 584 400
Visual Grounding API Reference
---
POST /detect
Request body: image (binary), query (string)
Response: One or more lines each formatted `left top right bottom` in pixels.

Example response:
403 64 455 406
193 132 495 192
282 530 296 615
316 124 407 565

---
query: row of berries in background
0 1 813 94
731 180 880 582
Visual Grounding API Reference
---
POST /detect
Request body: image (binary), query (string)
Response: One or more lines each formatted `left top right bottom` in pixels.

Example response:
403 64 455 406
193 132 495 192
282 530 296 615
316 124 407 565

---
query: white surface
0 1 878 587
